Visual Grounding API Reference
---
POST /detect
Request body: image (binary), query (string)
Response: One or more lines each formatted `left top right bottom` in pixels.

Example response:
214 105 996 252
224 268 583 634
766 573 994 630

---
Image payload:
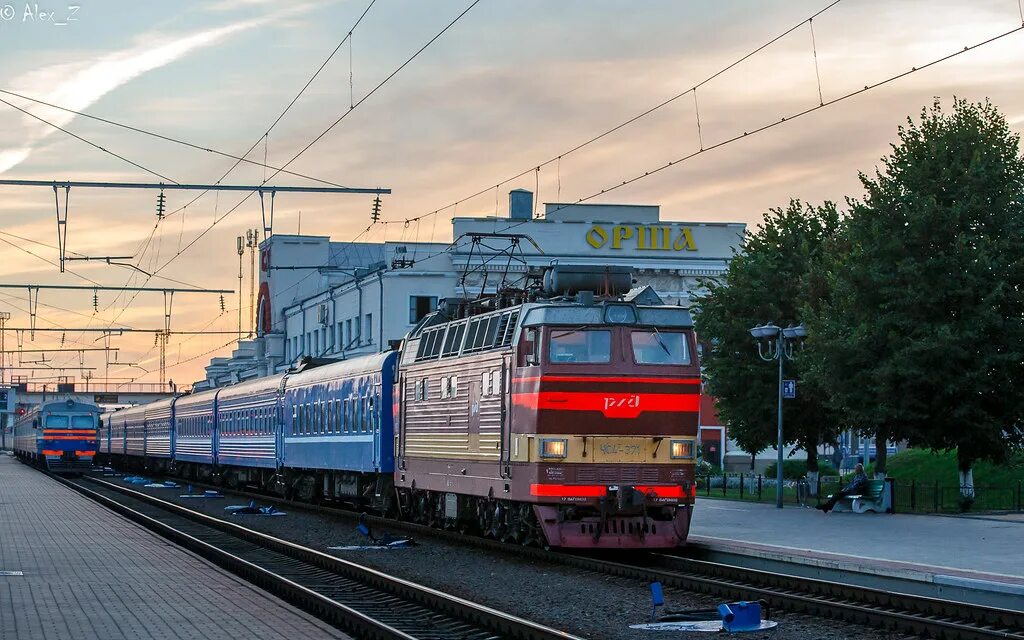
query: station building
198 190 745 463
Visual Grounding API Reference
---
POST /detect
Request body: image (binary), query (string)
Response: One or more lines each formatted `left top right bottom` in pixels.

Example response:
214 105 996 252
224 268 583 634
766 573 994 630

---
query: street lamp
749 322 806 508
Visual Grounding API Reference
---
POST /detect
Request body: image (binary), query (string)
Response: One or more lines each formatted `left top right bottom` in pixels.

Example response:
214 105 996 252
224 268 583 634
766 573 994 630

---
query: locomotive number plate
592 438 647 463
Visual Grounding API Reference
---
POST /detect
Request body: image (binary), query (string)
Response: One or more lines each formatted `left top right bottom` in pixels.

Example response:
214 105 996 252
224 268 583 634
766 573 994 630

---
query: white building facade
199 193 744 390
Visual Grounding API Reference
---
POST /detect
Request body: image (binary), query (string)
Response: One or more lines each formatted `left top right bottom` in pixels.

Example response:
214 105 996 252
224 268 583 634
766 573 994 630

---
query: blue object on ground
719 601 762 633
650 582 665 622
224 500 286 516
123 476 151 485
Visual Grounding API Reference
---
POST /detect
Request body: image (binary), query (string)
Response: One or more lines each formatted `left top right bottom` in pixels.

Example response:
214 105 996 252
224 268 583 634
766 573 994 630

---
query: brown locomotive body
395 289 699 549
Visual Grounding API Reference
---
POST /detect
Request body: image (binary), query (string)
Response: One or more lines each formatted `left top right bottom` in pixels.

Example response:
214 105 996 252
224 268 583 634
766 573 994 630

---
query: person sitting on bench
818 463 869 513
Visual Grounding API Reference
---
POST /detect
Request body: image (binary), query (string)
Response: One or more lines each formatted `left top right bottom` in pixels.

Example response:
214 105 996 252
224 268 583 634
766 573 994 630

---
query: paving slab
690 498 1024 587
0 454 350 640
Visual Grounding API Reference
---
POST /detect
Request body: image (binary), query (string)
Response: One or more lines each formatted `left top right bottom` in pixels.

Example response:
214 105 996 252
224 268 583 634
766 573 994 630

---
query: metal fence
696 473 1024 513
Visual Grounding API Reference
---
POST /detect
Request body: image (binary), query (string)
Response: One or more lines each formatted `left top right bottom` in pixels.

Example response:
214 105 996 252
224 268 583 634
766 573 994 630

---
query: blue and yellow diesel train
13 398 100 474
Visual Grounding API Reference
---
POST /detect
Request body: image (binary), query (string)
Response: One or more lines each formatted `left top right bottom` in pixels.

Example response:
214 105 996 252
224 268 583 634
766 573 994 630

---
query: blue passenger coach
174 390 217 472
98 351 398 509
216 374 283 472
281 352 396 502
144 397 176 471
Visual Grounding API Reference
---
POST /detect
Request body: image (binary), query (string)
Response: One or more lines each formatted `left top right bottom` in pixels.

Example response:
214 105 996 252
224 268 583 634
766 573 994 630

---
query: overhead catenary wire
0 96 176 183
92 0 380 336
128 0 482 338
376 0 843 229
405 22 1024 268
0 88 349 189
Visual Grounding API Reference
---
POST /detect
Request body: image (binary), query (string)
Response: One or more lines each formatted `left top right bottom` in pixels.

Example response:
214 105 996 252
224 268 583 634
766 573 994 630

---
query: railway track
147 476 1024 640
52 473 582 640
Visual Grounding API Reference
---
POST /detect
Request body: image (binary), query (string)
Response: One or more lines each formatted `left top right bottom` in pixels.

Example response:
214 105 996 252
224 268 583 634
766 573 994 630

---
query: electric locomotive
395 266 700 548
14 398 99 474
97 266 700 550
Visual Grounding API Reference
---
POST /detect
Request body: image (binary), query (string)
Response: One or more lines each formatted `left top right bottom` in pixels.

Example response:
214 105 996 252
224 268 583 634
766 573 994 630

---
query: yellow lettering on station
636 226 650 250
584 224 697 252
673 228 696 251
611 225 633 249
586 225 608 248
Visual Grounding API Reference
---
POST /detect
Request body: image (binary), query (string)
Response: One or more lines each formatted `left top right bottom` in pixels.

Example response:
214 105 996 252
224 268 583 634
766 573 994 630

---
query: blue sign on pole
782 379 796 399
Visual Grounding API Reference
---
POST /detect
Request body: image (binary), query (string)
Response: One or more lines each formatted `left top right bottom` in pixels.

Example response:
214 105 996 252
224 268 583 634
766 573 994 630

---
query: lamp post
750 322 807 508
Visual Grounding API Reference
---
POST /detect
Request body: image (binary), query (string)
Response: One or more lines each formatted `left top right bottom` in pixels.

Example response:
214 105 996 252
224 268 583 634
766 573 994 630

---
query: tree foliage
694 200 842 471
805 98 1024 474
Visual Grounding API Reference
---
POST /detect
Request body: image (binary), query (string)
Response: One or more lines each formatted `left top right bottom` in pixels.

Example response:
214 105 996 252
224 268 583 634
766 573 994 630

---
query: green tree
695 200 842 489
805 98 1024 496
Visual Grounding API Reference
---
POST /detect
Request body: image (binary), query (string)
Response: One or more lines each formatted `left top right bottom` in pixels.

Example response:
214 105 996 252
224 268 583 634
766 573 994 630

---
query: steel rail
57 473 580 640
167 477 1024 640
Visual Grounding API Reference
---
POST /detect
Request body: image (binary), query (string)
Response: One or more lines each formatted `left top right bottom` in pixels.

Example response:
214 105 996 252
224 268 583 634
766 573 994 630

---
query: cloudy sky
0 0 1022 384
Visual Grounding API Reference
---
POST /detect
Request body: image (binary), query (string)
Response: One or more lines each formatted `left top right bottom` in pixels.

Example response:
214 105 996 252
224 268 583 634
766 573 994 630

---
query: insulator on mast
156 190 166 219
371 195 382 222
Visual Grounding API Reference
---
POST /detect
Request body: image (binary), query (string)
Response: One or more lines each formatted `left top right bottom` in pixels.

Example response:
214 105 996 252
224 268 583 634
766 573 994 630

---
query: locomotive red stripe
513 391 700 418
531 484 689 498
515 375 700 385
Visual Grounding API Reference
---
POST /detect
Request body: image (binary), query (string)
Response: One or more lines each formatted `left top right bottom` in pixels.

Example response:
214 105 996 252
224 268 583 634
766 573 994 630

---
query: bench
829 479 887 513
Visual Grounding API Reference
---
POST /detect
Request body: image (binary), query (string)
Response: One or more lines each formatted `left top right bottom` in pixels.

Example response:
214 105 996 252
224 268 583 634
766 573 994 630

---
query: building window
336 321 343 350
364 313 372 344
409 296 438 324
346 319 353 346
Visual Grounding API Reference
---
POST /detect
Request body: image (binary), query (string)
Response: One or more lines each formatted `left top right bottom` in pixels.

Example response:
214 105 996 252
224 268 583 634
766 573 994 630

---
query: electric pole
247 228 258 337
236 236 244 340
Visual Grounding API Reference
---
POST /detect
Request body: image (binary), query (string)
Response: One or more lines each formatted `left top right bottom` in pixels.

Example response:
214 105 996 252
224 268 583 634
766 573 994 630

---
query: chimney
508 189 533 220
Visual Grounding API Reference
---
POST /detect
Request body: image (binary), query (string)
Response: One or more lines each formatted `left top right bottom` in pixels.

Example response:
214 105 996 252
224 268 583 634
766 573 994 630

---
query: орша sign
585 224 697 251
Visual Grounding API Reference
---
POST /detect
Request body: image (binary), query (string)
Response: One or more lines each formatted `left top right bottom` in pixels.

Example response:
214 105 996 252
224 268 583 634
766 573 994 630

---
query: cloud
0 13 285 174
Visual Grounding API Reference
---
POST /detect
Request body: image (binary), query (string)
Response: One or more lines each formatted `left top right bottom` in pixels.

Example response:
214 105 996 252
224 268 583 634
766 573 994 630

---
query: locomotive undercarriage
394 486 690 548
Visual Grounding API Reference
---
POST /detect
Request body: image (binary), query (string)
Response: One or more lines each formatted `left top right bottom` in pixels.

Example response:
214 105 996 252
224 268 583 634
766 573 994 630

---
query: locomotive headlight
670 440 695 459
604 304 637 324
539 438 568 459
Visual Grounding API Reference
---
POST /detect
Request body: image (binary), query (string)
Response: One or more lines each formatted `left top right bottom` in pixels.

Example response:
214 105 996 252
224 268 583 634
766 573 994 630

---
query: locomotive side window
442 321 467 357
520 327 540 366
631 330 690 365
549 329 612 364
501 311 519 346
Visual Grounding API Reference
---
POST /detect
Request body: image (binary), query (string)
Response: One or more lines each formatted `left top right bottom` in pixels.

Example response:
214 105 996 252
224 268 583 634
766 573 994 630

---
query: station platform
0 454 349 640
687 498 1024 609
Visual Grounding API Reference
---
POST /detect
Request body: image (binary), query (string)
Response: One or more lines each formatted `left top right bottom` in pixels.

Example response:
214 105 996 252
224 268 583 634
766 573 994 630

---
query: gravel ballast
109 474 912 640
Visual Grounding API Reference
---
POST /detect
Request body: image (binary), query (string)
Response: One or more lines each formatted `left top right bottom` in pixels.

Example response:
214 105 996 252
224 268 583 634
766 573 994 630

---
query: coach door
499 355 512 478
